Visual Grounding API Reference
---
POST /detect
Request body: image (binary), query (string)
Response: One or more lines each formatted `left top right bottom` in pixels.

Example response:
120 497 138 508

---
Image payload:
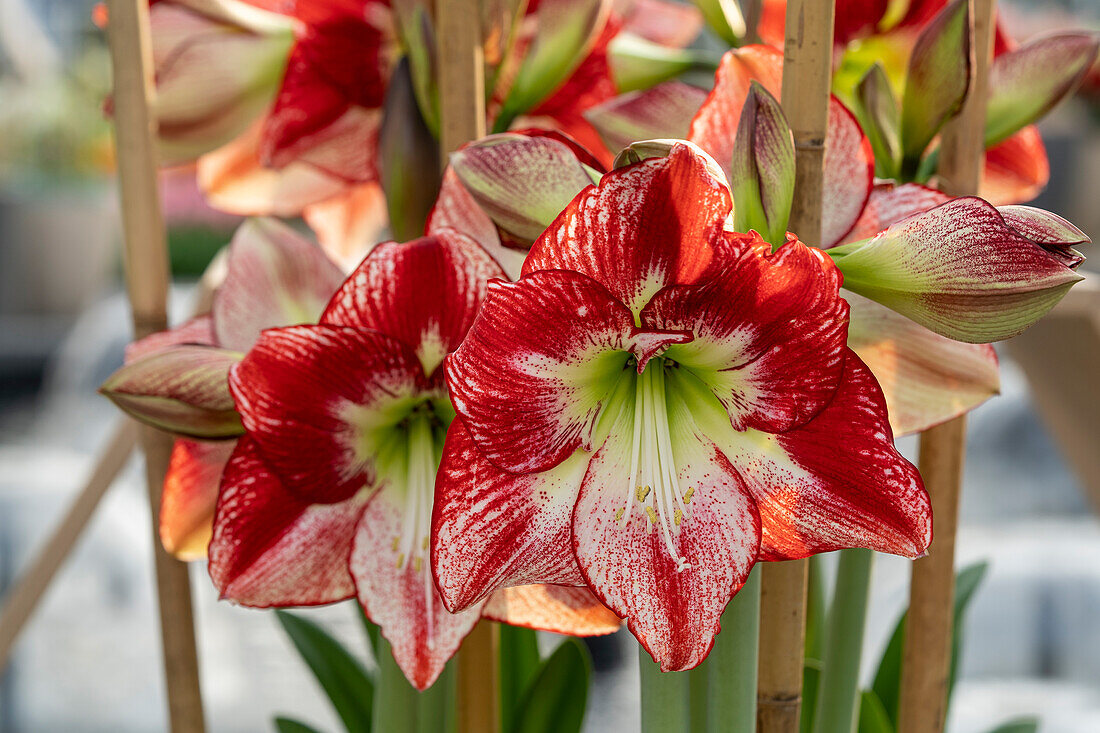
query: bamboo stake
105 2 206 731
436 2 496 732
0 421 137 667
756 2 834 732
898 7 995 732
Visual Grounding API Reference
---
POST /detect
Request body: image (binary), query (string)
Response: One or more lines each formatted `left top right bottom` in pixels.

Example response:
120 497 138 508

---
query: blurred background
1 0 1100 731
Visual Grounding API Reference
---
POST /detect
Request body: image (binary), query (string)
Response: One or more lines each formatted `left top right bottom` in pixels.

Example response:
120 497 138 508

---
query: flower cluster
100 0 1094 691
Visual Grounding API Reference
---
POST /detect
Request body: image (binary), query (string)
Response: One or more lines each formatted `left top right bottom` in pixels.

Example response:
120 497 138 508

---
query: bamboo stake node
105 1 205 731
898 3 996 732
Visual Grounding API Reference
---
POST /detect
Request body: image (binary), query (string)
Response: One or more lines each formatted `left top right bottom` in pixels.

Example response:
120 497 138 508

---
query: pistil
395 410 438 639
618 361 693 572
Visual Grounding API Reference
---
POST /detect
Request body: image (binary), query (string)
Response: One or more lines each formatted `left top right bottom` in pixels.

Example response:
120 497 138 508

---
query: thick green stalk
811 549 874 733
687 659 710 733
418 660 456 733
706 566 760 733
640 647 690 732
373 638 421 733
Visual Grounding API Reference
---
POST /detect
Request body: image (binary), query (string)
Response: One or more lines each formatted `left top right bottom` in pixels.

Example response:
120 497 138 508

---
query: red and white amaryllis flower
212 230 619 689
432 143 931 671
104 218 347 558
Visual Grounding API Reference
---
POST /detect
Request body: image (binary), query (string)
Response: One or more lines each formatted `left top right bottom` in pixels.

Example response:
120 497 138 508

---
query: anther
674 508 683 526
422 537 429 551
615 507 625 521
683 487 695 504
392 537 400 551
636 485 651 502
396 553 405 569
646 506 658 524
413 557 422 572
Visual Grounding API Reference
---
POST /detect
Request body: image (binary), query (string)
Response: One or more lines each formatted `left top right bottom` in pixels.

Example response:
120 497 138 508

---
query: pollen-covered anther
683 487 695 504
636 485 651 502
646 506 658 524
396 553 405 569
674 508 683 526
413 557 422 572
615 506 625 521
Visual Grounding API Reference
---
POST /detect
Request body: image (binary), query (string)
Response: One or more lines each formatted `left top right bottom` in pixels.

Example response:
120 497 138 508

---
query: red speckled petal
522 143 733 315
643 233 848 433
351 485 486 690
321 230 505 379
572 405 760 672
208 437 365 606
229 325 427 503
432 420 588 613
706 353 932 561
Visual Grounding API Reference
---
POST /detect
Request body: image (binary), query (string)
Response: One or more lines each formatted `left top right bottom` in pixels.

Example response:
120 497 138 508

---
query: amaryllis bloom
431 144 931 671
105 218 346 559
212 230 618 689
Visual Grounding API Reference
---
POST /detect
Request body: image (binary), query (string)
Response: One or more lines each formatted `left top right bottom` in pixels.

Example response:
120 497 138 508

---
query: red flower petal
482 584 622 636
642 233 848 433
260 19 387 182
208 437 365 606
427 168 528 279
820 99 875 248
229 325 428 503
521 143 732 315
351 486 486 691
214 218 346 352
688 46 785 167
585 80 706 155
713 352 931 560
842 182 950 245
432 420 588 613
980 126 1050 205
446 270 687 474
572 410 760 672
845 291 999 436
160 437 235 560
687 46 873 247
321 230 506 379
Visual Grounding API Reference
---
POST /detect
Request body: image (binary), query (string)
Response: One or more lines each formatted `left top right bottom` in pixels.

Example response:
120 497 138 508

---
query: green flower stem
417 660 456 733
640 646 690 733
688 660 709 733
373 638 421 733
705 565 760 733
811 548 874 733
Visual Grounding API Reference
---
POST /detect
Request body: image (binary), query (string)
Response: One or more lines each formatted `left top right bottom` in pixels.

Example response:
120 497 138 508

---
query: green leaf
608 34 718 93
985 32 1099 147
857 690 895 733
495 0 607 132
800 661 822 733
510 639 591 733
985 718 1040 733
378 57 442 243
275 610 374 733
731 81 794 246
853 63 901 179
99 346 244 439
500 625 541 732
273 717 324 733
691 0 746 46
870 562 990 729
899 0 970 176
